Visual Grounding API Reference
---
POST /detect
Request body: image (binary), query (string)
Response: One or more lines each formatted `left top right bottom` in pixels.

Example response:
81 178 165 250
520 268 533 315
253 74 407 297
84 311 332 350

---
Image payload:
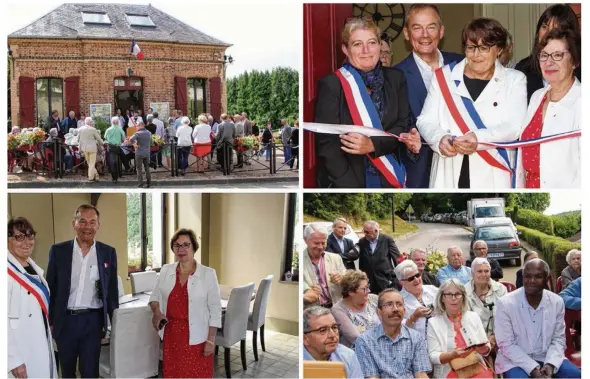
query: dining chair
130 271 157 294
99 307 160 378
247 275 273 361
117 275 125 297
215 282 255 378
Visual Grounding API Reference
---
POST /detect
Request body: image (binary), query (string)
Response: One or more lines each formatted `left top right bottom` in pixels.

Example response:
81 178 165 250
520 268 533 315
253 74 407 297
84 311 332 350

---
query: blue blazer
394 51 464 188
46 240 119 339
326 234 358 270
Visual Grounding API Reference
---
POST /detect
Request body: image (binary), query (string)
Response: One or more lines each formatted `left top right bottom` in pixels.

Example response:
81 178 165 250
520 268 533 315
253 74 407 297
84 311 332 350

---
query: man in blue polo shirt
437 246 472 285
355 289 431 378
303 306 363 379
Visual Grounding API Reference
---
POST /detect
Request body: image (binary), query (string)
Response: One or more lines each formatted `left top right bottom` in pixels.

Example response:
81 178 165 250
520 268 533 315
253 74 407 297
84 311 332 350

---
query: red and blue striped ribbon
335 64 406 188
8 260 50 316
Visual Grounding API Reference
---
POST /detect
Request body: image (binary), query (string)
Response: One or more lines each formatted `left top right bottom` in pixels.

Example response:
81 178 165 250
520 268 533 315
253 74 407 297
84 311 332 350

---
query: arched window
36 78 63 128
187 78 207 119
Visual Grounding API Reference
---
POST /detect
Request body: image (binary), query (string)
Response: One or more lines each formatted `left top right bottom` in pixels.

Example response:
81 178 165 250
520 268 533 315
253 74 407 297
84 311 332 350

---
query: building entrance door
114 90 143 115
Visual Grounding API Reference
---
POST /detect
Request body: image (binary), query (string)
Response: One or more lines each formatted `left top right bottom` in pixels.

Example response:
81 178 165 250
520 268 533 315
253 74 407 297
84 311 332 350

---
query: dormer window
81 12 111 24
126 14 156 27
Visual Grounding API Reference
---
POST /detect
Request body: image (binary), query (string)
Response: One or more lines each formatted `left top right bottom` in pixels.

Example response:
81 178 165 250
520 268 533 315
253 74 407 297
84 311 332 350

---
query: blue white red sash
435 62 517 186
334 64 406 188
8 260 50 316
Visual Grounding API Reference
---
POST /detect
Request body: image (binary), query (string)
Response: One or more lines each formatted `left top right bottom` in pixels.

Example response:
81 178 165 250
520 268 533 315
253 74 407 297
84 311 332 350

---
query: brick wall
9 38 227 126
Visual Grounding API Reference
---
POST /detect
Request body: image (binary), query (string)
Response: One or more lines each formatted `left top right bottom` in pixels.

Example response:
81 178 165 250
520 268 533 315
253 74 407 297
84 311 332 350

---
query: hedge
551 214 581 239
517 225 581 277
515 209 554 235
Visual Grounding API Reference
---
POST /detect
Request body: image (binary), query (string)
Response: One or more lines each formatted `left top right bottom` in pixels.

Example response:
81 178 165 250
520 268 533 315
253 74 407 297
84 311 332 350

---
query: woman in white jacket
516 28 581 188
8 217 57 379
149 228 222 378
417 18 527 189
427 279 492 378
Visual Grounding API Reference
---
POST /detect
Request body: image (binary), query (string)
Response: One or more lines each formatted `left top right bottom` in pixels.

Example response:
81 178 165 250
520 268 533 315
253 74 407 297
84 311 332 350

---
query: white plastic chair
117 275 125 297
99 307 160 378
215 282 255 378
247 275 273 361
130 271 157 294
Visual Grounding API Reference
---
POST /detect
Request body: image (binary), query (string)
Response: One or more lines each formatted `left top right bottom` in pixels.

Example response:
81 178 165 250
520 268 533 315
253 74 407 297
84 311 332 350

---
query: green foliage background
227 67 298 128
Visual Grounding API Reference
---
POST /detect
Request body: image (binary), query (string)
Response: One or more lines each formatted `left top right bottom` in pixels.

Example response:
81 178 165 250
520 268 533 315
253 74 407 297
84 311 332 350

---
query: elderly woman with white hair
428 279 492 378
176 116 193 175
465 257 507 351
302 223 346 309
396 259 438 341
192 113 212 173
561 249 581 289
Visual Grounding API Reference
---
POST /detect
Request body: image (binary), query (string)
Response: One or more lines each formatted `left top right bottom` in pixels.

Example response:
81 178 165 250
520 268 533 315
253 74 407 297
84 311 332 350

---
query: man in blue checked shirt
303 306 363 379
436 246 472 285
355 289 431 378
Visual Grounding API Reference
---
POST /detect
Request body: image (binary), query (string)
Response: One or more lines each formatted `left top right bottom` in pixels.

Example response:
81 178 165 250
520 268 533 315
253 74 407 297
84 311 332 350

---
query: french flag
130 39 144 60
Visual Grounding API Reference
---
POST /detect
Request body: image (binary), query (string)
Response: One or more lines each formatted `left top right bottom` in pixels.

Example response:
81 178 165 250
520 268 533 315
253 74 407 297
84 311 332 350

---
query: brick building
8 3 230 128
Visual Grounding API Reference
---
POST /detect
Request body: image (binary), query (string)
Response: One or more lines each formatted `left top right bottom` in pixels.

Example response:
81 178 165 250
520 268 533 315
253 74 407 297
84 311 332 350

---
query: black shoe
146 183 151 188
137 183 144 188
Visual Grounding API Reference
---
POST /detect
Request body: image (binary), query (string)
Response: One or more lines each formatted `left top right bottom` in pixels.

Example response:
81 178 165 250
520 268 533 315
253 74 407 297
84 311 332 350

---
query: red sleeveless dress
163 269 213 378
520 96 547 188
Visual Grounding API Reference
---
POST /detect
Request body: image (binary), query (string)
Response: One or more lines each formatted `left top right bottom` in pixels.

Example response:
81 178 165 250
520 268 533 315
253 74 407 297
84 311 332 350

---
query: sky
5 1 301 78
544 192 582 215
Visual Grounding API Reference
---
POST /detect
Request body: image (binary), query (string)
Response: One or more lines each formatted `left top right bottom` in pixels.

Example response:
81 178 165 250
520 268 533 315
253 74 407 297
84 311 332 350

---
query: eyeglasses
304 324 340 336
9 232 36 241
356 286 370 294
465 44 494 54
443 292 463 299
173 242 192 250
401 273 421 282
379 301 402 310
539 51 570 62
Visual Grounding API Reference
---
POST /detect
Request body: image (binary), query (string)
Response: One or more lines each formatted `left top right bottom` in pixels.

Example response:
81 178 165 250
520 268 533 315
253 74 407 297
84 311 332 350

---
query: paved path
395 222 522 284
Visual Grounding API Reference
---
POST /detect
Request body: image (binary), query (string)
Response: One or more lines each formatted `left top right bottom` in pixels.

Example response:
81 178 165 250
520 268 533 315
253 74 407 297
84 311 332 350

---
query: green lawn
304 214 419 239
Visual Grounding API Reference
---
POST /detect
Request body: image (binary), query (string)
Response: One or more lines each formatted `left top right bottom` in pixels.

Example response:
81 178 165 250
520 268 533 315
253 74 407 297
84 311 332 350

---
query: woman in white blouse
175 116 193 176
417 19 527 189
8 218 57 379
516 28 581 188
149 228 222 378
396 259 438 341
464 258 507 351
192 114 213 173
427 279 492 378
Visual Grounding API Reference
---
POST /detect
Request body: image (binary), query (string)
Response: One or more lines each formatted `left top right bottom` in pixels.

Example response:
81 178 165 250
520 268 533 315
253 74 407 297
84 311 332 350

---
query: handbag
450 351 484 378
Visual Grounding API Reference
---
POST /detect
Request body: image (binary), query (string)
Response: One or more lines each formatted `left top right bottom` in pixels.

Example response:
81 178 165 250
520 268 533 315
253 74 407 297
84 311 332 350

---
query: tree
512 193 550 212
227 67 298 127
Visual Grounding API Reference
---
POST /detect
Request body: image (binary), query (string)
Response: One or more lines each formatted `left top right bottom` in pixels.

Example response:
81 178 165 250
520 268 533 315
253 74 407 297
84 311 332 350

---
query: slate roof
9 3 230 46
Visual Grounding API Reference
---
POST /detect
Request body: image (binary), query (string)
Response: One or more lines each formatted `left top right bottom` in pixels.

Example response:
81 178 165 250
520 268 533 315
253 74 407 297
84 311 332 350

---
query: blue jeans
178 146 190 170
503 359 581 378
283 146 291 163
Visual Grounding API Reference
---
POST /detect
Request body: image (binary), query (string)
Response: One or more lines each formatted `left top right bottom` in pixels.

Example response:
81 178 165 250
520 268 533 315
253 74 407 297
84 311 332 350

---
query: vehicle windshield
476 226 514 240
475 206 504 218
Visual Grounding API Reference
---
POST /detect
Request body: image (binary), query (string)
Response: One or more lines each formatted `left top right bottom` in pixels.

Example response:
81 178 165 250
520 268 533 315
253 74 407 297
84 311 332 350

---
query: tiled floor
213 330 299 378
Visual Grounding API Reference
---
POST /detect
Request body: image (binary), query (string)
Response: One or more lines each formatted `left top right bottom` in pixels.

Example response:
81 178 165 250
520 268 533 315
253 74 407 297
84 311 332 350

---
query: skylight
126 14 156 27
81 12 111 24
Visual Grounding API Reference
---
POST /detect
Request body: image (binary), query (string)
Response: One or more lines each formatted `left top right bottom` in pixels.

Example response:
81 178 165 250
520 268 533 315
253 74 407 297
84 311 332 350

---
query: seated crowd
303 222 582 378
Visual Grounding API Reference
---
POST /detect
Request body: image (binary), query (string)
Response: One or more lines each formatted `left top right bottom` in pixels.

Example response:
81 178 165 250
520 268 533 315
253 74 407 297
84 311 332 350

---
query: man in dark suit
46 204 119 378
394 4 464 188
357 221 401 294
466 240 503 281
325 218 358 270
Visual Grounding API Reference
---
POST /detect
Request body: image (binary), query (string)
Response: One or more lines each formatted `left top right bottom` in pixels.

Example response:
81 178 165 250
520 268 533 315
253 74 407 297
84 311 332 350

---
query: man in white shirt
152 112 165 167
46 204 118 378
394 4 463 188
495 259 580 378
77 117 104 182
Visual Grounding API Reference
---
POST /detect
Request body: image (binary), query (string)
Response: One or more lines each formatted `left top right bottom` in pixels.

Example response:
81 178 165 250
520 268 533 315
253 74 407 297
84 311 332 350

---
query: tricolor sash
434 62 516 186
8 260 50 316
335 64 406 188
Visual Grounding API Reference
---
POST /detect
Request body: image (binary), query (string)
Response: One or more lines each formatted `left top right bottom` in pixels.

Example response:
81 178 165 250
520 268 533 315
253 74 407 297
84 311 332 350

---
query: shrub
517 225 581 277
551 214 581 239
515 208 553 235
